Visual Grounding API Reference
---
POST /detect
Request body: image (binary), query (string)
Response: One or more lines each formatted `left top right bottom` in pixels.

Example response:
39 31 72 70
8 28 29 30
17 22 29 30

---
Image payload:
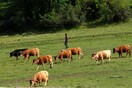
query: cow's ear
92 53 96 57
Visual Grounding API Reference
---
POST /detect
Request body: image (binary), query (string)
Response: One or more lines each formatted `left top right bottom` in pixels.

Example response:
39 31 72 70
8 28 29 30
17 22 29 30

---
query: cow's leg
60 56 63 62
44 81 47 86
81 53 84 59
24 58 27 63
23 55 27 62
120 52 123 57
96 60 98 65
45 79 48 86
42 64 45 69
78 55 81 59
36 65 39 70
36 52 40 58
50 61 53 68
129 51 131 57
71 56 73 61
68 57 71 62
126 53 128 57
16 56 19 60
119 53 121 57
108 57 110 63
101 58 104 64
128 50 131 57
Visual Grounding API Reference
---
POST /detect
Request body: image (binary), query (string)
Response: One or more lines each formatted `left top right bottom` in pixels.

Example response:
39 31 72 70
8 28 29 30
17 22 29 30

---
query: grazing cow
32 55 53 70
92 50 111 65
113 45 131 57
54 49 72 63
20 48 39 62
10 48 28 60
67 47 84 59
29 70 49 87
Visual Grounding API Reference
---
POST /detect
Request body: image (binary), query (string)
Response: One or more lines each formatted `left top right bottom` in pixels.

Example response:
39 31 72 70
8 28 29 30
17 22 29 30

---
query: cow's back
62 50 71 58
24 48 39 56
120 45 131 52
97 50 111 59
68 47 81 55
35 71 48 82
40 55 52 63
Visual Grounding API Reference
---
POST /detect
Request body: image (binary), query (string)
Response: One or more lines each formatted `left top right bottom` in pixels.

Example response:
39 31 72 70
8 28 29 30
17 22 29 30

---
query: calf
20 48 39 62
10 48 28 60
29 70 49 87
67 47 84 59
113 45 131 57
54 49 72 63
92 50 111 65
32 55 53 70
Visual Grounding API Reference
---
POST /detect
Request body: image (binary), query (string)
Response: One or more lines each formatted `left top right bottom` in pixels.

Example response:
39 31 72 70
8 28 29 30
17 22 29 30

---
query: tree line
0 0 132 34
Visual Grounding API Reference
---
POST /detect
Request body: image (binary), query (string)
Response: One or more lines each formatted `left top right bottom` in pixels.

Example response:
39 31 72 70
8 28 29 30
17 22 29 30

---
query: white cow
92 50 111 65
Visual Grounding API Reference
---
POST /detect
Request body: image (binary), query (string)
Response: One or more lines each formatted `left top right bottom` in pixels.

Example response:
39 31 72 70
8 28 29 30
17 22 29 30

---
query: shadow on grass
112 56 130 59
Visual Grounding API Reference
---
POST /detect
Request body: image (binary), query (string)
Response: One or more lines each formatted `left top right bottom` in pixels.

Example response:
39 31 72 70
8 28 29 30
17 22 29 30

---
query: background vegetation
0 0 132 34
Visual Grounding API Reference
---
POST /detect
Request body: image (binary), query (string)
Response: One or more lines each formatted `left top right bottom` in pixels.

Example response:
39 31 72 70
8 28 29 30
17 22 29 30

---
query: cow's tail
78 48 84 59
36 48 40 57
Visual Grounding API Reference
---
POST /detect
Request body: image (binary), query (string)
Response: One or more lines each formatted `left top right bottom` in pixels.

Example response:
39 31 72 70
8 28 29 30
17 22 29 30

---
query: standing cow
92 50 111 65
113 45 131 57
67 47 84 59
10 48 28 60
20 48 40 62
54 49 72 63
32 55 53 70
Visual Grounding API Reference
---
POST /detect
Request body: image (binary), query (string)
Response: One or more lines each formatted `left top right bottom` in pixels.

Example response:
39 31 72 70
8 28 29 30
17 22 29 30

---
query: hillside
0 21 132 87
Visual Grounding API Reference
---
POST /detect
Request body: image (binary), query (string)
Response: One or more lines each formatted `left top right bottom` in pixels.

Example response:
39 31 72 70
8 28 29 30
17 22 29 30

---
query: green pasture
0 21 132 88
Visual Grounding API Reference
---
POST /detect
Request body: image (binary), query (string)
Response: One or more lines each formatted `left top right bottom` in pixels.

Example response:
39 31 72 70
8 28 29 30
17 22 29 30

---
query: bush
84 0 131 23
37 4 81 31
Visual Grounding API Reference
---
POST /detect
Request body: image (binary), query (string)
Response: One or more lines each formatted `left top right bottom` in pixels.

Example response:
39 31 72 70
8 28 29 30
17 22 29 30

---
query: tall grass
0 21 132 87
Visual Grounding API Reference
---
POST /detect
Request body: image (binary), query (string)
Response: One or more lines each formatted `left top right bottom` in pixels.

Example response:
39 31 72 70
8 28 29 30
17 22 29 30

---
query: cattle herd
10 44 131 87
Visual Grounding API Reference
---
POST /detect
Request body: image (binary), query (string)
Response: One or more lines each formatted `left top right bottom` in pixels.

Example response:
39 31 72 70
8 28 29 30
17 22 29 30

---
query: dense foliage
0 0 132 34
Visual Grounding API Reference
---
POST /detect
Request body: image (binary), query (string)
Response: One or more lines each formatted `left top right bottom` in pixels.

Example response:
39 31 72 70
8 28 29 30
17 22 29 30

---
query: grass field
0 21 132 88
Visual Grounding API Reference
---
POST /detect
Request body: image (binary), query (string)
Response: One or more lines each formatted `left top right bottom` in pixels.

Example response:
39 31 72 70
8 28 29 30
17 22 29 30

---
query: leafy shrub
84 0 131 23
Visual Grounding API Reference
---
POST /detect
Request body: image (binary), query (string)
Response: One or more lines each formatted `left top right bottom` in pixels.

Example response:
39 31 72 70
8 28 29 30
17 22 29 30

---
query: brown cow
32 55 53 70
67 47 84 59
29 70 49 87
92 50 111 65
54 49 72 63
20 48 39 62
113 45 131 57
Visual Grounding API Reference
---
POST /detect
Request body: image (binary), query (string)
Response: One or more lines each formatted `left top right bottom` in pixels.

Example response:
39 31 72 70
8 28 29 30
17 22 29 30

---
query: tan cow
29 70 49 87
32 55 53 70
54 49 72 63
113 45 131 57
67 47 84 59
20 48 39 62
92 50 111 65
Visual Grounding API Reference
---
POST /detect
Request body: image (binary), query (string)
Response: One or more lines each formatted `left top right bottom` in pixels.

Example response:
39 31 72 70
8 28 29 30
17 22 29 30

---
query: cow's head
10 52 13 57
92 53 96 57
91 53 98 60
32 59 37 64
19 51 24 57
29 79 37 87
113 48 118 53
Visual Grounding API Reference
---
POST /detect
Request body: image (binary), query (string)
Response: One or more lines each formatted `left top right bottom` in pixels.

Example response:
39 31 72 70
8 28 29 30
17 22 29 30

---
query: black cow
10 48 28 60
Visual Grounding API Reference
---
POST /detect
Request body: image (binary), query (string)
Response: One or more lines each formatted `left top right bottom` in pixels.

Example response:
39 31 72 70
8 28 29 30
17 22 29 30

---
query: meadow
0 21 132 88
